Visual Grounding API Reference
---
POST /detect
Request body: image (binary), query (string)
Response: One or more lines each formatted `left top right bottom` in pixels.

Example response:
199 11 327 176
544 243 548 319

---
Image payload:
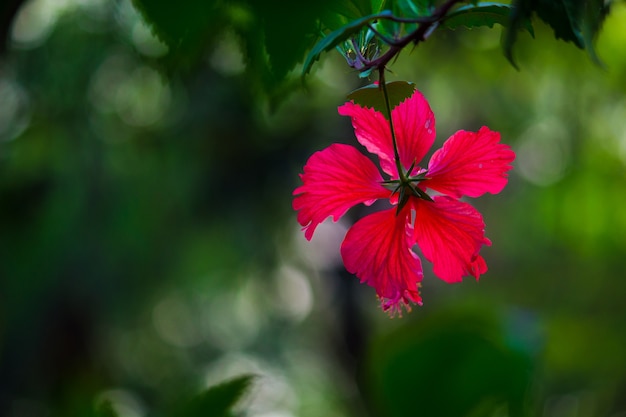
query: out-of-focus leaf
303 10 394 75
577 0 611 65
347 81 416 118
372 0 387 13
173 375 255 417
503 0 534 68
249 0 336 82
132 0 341 96
131 0 225 66
534 0 584 47
396 0 434 18
353 0 377 16
442 2 533 34
504 0 609 68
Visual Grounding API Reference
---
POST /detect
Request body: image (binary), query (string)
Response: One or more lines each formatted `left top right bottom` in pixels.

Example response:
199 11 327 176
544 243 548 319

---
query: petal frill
425 126 515 198
293 143 389 240
341 207 423 316
338 90 436 177
413 196 491 283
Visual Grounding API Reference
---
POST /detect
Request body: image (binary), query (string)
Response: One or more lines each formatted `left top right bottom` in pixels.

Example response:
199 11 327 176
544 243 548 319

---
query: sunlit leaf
347 81 416 118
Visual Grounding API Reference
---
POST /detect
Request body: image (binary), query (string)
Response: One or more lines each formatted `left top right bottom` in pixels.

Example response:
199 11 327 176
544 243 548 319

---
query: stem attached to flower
379 68 407 183
379 68 434 210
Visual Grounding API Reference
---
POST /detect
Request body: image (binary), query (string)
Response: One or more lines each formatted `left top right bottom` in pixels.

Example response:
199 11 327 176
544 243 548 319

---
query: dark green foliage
131 0 337 94
346 81 416 118
505 0 611 67
442 2 534 34
534 0 585 46
131 0 227 69
396 0 436 17
246 0 327 81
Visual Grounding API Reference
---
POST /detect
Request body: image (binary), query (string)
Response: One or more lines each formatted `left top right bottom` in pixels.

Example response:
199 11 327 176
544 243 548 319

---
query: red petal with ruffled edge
338 90 436 178
413 196 491 283
341 207 423 316
425 126 515 198
293 143 389 240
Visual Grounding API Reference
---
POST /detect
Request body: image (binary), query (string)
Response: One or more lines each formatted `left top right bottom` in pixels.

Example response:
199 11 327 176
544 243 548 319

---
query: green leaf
504 0 610 69
396 0 434 18
347 81 416 118
302 10 393 75
503 0 534 68
534 0 584 48
575 0 611 65
442 2 533 34
174 375 255 417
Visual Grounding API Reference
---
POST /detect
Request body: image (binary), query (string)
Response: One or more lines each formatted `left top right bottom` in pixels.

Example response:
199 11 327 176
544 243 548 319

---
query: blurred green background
1 1 626 416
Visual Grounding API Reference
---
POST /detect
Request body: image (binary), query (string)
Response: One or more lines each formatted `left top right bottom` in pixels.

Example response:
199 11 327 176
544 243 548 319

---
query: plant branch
364 0 466 71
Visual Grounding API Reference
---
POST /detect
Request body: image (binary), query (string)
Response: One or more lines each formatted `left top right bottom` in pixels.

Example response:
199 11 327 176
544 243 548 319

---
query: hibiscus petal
413 196 491 283
393 90 436 171
341 207 423 317
425 126 515 198
337 102 396 176
338 90 436 177
293 143 389 240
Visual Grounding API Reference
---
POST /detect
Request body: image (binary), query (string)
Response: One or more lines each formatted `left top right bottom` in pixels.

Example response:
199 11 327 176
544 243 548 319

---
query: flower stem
379 68 407 183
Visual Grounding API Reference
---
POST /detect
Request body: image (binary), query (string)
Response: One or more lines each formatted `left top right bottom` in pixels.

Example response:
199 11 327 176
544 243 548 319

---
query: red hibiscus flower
293 88 515 316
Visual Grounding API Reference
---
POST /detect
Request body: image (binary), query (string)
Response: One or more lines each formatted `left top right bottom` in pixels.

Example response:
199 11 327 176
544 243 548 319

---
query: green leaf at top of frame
534 0 584 47
347 81 416 119
579 0 611 65
504 0 610 69
303 10 394 76
441 2 534 34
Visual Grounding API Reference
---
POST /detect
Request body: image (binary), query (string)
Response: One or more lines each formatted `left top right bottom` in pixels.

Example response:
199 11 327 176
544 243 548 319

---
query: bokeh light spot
152 294 202 348
0 79 30 141
516 119 571 186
